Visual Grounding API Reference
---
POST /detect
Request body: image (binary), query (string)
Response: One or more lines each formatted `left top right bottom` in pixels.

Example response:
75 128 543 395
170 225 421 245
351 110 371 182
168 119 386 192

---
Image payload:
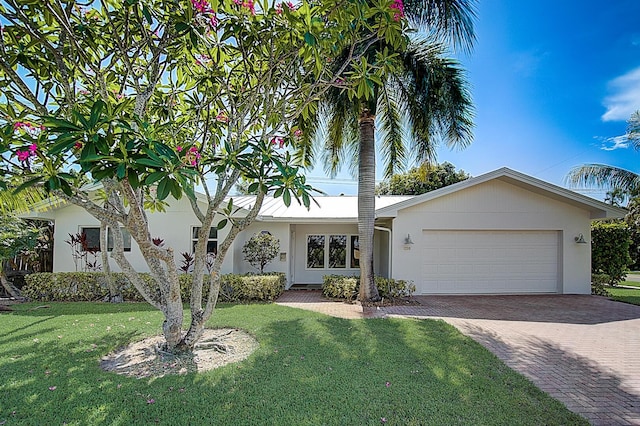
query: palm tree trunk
358 110 381 302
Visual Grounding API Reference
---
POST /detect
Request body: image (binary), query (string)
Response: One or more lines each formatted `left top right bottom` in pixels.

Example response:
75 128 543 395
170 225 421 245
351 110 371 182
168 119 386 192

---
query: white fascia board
374 167 627 220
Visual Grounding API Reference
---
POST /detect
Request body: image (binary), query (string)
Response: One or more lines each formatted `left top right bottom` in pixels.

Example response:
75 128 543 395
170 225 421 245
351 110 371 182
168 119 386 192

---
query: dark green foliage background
591 221 632 284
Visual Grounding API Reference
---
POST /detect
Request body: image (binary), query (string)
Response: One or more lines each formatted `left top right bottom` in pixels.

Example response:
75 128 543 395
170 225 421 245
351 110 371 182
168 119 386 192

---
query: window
80 227 131 252
350 235 360 268
328 235 347 268
306 235 325 269
192 227 218 254
306 234 358 269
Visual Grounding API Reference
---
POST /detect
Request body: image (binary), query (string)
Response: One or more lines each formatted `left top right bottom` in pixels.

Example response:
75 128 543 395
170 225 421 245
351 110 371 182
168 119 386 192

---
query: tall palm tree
297 1 476 301
567 111 640 195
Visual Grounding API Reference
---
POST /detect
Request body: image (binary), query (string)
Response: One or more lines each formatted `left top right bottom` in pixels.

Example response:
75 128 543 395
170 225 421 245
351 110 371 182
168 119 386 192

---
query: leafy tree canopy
242 231 280 273
0 0 410 351
375 161 468 195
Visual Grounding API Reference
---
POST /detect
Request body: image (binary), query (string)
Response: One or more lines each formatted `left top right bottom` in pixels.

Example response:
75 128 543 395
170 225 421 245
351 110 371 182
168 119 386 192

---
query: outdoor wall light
404 234 414 245
574 233 588 244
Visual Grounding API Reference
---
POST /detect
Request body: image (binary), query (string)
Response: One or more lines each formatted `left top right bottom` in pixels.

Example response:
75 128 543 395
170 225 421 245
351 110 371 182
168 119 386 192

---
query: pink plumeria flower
385 381 391 387
185 146 202 166
294 129 303 138
390 0 404 21
176 146 183 152
147 398 155 404
271 137 284 147
381 418 387 423
28 143 37 153
190 0 208 13
16 150 30 162
216 112 229 123
49 386 57 391
74 142 83 150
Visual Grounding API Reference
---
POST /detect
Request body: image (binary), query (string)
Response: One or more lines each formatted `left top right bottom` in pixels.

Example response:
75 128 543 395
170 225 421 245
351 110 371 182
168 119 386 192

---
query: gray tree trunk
0 269 22 299
357 110 381 302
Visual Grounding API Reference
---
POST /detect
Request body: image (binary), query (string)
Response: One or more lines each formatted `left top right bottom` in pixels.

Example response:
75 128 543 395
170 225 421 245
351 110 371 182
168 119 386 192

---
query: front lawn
0 302 586 425
621 280 640 288
609 287 640 306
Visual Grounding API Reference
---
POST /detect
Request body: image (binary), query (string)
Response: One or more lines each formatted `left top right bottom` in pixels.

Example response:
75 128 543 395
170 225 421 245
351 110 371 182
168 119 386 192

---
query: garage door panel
420 230 558 294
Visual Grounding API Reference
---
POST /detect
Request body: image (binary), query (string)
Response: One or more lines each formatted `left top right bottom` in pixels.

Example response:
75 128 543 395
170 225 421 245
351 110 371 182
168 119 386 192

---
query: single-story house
25 167 626 295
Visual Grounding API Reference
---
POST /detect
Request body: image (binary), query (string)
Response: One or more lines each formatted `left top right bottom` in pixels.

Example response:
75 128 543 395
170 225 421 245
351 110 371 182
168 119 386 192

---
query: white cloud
602 66 640 122
599 134 630 151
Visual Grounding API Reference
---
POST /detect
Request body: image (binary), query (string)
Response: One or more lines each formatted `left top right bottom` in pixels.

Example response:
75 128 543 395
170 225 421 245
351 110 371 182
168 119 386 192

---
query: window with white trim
306 234 359 269
79 227 131 252
192 227 218 254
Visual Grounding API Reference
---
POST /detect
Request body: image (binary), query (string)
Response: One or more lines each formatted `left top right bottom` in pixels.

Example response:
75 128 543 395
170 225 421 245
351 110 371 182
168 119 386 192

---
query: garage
419 230 560 294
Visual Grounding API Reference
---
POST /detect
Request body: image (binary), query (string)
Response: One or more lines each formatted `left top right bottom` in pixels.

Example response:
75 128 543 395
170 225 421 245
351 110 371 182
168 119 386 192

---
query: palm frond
377 84 407 179
566 164 640 193
404 0 477 53
0 178 50 214
396 39 474 164
292 105 321 169
321 89 360 178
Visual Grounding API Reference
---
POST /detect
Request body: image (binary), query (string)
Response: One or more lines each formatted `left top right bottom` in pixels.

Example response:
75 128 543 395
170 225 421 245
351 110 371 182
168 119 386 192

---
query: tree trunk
357 110 381 302
0 269 22 299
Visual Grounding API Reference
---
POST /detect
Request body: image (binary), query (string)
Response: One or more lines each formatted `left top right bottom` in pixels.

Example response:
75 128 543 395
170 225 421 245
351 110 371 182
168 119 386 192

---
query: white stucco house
26 167 626 295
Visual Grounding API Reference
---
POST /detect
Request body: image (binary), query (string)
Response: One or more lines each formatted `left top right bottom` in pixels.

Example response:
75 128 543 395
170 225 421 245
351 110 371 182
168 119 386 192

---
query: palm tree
567 111 640 195
297 1 476 302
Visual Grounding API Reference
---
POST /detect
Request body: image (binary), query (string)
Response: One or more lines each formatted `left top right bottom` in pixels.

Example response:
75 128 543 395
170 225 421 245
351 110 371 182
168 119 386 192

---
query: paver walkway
276 291 640 425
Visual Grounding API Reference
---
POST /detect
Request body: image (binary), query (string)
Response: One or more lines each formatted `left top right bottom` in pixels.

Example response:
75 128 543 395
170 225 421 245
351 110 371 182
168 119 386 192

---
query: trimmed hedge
322 274 415 300
591 221 632 285
322 275 358 299
23 272 285 303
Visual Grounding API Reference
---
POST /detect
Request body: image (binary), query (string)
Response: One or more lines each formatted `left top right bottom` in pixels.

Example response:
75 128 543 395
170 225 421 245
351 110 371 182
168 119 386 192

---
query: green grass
621 280 640 288
609 287 640 306
0 302 586 425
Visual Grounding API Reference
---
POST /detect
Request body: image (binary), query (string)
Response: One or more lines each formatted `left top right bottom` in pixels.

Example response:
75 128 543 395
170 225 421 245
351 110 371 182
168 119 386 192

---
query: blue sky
305 1 640 200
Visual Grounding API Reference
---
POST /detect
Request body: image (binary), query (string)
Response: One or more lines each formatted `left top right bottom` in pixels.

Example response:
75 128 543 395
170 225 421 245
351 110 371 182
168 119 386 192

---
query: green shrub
591 221 633 285
24 272 285 303
375 277 416 298
322 275 415 300
242 232 280 273
23 272 104 301
591 273 612 297
219 273 286 302
322 275 358 300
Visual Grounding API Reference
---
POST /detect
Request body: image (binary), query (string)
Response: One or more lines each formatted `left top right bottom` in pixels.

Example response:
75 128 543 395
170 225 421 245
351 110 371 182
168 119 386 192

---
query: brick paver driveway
381 295 640 425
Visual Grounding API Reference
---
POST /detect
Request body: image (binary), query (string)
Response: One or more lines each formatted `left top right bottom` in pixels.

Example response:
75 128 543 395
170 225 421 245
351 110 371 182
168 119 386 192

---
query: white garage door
419 230 559 294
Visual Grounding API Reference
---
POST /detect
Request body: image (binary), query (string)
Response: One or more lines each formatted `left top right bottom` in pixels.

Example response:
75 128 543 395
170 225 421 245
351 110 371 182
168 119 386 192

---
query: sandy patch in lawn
100 328 258 378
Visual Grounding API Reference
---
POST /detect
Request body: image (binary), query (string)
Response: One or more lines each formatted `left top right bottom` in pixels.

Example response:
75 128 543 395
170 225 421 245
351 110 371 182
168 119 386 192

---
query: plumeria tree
0 0 408 352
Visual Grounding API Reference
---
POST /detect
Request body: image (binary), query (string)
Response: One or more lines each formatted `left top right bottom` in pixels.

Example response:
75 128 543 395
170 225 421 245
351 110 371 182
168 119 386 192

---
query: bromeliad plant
0 0 409 352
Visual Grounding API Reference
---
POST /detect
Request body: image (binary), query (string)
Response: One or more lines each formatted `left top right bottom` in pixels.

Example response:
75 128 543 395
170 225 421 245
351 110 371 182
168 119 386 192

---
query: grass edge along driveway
0 302 586 425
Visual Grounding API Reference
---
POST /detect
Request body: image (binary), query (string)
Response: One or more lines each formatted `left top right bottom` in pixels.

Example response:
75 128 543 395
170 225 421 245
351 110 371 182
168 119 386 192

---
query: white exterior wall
391 180 592 294
290 223 359 284
50 197 234 274
234 222 291 278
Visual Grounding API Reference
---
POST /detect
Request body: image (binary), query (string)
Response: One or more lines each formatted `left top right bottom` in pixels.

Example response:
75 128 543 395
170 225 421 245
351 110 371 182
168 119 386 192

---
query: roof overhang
374 167 627 220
